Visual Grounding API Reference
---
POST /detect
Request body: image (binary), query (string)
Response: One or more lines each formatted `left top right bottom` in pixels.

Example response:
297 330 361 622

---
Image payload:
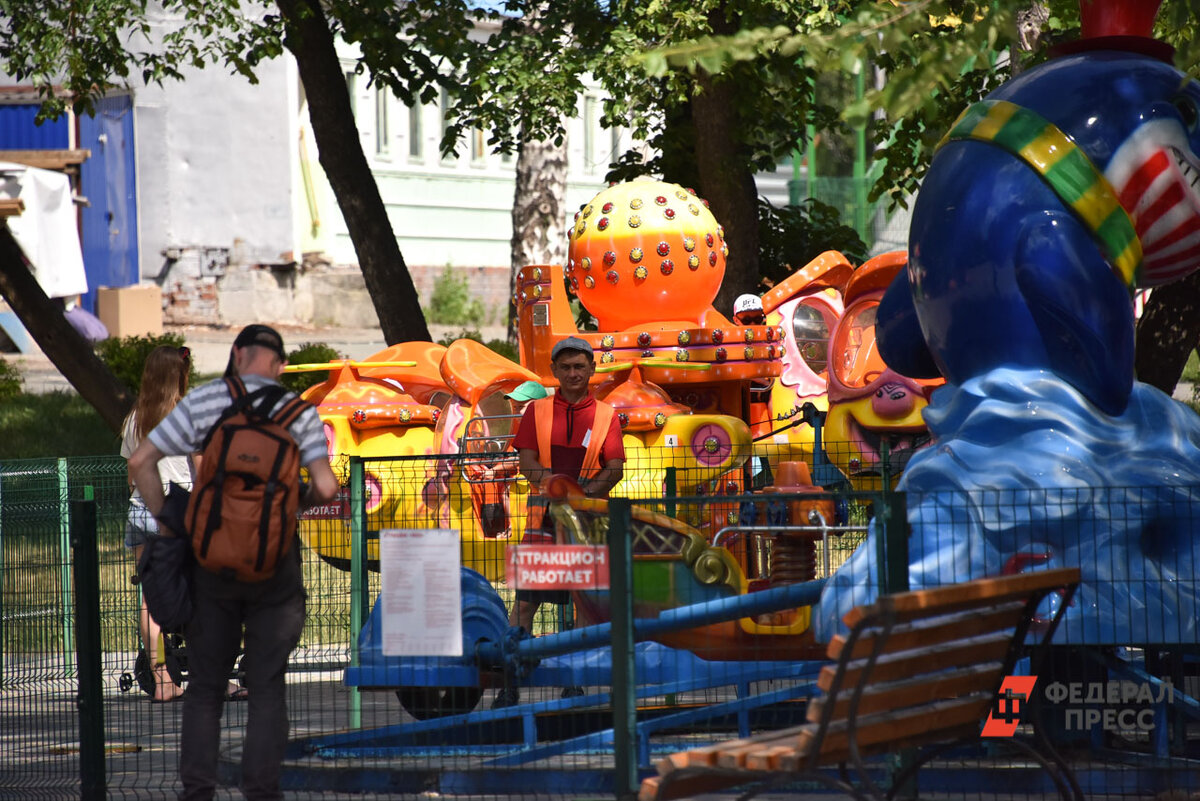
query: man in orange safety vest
496 336 625 707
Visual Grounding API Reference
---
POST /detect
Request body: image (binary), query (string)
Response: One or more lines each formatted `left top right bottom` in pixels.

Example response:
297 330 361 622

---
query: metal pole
478 576 827 664
787 145 804 206
58 458 75 674
806 123 818 200
71 496 105 800
349 458 365 729
877 441 908 597
609 498 637 800
663 467 676 519
0 467 5 685
876 475 913 798
853 66 869 242
883 491 909 595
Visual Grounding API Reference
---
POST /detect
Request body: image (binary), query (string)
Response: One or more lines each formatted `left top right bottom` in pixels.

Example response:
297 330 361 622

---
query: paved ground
6 668 1111 801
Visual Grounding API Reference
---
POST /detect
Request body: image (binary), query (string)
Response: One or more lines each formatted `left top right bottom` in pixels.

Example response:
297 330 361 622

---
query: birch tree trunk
508 134 569 342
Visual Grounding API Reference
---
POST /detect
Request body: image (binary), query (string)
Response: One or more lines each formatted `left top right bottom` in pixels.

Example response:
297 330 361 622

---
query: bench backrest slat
808 661 1004 722
840 567 1079 629
802 694 993 758
828 600 1027 661
818 630 1013 691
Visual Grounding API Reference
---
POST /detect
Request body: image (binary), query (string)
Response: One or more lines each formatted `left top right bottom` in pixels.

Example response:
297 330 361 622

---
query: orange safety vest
524 396 616 536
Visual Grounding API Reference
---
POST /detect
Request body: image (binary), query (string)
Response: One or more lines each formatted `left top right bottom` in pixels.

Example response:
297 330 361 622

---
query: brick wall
160 247 229 325
159 252 520 327
408 264 515 319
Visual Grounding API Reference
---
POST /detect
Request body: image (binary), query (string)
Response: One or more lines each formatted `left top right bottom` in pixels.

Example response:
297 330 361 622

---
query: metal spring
770 535 816 584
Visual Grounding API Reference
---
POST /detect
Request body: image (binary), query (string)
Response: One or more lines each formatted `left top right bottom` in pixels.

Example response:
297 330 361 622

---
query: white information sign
379 528 462 657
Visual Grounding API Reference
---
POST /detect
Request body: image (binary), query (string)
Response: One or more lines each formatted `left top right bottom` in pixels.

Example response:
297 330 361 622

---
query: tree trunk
0 225 132 431
1135 272 1200 395
1014 4 1050 73
693 70 761 316
277 0 430 345
508 134 569 342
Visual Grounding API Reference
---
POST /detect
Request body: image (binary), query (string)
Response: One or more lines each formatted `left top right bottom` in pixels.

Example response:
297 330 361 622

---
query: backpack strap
200 379 290 450
227 375 247 403
270 395 311 431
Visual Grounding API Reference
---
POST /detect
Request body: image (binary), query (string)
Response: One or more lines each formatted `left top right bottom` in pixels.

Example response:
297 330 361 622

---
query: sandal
226 685 249 702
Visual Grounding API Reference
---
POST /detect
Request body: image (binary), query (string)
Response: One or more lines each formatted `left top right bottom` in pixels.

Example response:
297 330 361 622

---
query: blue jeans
179 548 306 801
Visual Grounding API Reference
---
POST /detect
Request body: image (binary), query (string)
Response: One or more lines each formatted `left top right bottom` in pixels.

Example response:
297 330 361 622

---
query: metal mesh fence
629 487 1200 799
2 454 1199 798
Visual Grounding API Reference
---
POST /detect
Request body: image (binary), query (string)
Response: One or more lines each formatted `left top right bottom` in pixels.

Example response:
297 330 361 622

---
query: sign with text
380 529 462 657
299 486 350 520
506 545 610 591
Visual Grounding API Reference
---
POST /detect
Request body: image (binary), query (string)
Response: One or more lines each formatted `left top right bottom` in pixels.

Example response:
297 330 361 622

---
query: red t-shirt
512 394 625 483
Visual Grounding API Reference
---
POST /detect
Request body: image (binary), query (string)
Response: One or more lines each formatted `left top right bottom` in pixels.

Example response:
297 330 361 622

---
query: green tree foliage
0 357 22 401
646 0 1200 210
0 0 878 333
758 198 868 287
428 268 487 327
94 333 198 396
0 0 282 121
414 1 868 308
435 328 519 363
645 0 1200 396
281 342 346 394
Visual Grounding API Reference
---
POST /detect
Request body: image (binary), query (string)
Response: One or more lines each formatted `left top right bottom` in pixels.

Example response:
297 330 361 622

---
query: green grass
1180 353 1200 415
1183 351 1200 385
0 391 120 459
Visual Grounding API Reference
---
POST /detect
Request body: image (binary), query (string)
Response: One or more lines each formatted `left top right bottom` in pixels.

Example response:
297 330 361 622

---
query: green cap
505 380 548 402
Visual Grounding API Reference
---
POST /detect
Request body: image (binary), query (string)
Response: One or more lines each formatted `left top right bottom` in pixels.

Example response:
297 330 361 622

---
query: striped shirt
147 375 328 466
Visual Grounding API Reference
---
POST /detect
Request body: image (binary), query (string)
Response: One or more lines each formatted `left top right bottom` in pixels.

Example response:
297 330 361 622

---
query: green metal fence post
58 458 75 674
0 466 4 685
806 123 817 199
71 496 105 800
874 466 913 798
853 65 869 242
882 491 909 596
349 457 365 729
874 442 909 596
609 497 637 799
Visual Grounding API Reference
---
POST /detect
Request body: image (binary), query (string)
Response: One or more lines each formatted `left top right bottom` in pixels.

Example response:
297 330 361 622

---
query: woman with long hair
121 345 192 702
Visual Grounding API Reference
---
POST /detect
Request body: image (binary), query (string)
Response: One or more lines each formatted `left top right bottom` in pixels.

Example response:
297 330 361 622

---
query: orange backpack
186 377 310 582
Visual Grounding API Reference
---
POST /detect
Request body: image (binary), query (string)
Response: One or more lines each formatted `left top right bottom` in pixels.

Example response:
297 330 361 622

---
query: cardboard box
96 284 163 338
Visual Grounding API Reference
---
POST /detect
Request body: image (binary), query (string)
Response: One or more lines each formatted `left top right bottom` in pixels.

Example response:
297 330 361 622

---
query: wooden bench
640 567 1082 801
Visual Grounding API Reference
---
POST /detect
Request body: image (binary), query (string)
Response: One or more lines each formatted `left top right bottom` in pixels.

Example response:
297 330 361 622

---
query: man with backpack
128 323 338 801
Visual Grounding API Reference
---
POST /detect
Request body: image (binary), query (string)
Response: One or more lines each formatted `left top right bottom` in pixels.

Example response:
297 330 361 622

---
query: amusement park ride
290 0 1200 790
288 176 928 662
281 177 930 733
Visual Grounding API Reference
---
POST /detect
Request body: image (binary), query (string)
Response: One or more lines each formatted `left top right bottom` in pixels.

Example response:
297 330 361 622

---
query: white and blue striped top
147 375 328 466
